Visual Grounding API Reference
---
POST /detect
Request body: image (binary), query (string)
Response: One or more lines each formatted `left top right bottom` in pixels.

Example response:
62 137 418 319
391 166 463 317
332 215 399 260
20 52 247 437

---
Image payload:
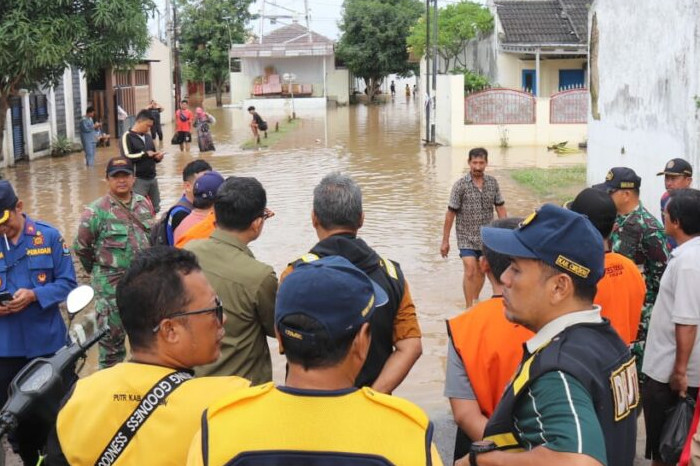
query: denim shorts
459 248 482 258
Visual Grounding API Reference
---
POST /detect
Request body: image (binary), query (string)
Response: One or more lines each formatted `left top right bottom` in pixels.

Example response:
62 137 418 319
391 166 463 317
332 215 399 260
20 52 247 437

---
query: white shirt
642 236 700 384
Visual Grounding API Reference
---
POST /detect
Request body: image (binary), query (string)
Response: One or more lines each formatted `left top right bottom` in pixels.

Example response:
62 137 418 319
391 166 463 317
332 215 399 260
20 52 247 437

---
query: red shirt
175 109 193 132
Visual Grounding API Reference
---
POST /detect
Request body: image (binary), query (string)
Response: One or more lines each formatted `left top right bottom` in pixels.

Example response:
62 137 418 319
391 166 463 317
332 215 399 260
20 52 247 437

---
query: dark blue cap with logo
275 255 389 346
193 171 225 201
595 167 641 191
481 203 604 285
105 157 134 176
0 181 18 225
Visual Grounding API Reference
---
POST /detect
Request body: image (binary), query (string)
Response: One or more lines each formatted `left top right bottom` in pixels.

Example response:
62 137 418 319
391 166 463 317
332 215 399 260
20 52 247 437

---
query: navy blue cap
597 167 641 191
275 256 389 346
193 171 225 200
105 157 134 176
0 181 18 225
481 203 604 285
657 158 693 177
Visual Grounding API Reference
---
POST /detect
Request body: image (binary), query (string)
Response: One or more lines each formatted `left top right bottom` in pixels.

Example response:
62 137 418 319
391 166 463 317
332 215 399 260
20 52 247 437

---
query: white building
229 22 349 109
587 0 700 217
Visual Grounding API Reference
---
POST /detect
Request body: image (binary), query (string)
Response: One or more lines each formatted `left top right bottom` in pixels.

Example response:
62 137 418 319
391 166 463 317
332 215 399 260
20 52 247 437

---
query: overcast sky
152 0 486 42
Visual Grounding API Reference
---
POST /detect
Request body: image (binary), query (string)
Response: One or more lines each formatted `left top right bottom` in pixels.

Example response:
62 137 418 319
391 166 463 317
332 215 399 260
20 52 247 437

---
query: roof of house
230 22 334 58
496 0 590 45
260 22 333 45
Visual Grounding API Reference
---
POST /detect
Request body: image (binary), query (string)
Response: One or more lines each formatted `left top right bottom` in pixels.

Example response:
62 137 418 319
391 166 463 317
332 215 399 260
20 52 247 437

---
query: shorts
642 377 699 460
177 131 192 143
459 249 482 259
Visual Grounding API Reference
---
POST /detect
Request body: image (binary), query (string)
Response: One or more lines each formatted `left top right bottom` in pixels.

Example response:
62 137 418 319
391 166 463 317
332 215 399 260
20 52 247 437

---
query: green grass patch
509 165 587 203
241 117 301 150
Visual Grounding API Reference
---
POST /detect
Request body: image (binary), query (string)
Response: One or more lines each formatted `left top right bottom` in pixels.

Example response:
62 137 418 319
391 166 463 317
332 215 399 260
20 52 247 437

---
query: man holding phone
120 109 165 213
0 180 77 464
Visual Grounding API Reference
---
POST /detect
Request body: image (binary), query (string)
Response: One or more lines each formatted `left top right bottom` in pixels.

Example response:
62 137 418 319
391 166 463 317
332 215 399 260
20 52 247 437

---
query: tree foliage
451 67 491 93
0 0 155 161
407 1 493 73
336 0 422 102
179 0 254 107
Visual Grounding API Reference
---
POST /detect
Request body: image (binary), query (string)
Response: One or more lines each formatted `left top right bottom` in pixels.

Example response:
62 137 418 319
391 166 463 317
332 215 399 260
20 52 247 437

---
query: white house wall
243 56 327 93
147 38 174 125
497 56 586 96
588 0 700 218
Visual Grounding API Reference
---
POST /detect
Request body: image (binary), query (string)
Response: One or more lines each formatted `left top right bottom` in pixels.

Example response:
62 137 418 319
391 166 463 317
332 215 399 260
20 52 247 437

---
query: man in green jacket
185 176 277 384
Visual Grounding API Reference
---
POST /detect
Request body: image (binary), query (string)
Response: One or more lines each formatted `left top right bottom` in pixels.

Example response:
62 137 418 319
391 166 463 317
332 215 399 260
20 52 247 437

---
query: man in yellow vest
187 255 443 465
48 247 249 465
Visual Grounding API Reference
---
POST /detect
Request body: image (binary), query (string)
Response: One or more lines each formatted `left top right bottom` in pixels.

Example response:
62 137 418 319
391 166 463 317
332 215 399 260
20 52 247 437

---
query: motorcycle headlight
18 364 53 393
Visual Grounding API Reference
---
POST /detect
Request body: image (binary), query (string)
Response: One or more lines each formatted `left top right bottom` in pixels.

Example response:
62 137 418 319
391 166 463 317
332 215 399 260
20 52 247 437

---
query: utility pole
173 2 182 108
424 0 431 144
431 0 437 143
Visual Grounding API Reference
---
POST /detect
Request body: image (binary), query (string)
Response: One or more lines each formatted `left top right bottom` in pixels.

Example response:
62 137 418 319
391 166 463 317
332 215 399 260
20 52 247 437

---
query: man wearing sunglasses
48 247 249 465
185 176 278 385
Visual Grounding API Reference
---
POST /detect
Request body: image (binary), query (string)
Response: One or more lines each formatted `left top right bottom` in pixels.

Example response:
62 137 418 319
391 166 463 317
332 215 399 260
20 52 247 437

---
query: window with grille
30 93 49 124
135 70 149 85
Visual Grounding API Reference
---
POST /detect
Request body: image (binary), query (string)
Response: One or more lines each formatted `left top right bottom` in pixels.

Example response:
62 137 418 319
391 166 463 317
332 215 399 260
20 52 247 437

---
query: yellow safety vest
57 362 249 465
197 382 440 465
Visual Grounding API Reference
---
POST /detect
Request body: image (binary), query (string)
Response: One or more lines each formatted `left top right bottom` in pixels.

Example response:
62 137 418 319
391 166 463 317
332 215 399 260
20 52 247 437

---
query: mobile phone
0 291 13 305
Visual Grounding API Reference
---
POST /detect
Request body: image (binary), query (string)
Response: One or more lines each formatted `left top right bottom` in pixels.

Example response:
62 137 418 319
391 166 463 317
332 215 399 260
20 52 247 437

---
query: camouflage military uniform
610 202 669 372
73 193 153 368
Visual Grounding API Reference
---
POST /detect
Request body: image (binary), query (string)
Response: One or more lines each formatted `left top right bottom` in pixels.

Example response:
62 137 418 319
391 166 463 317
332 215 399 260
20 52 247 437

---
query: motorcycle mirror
66 285 95 316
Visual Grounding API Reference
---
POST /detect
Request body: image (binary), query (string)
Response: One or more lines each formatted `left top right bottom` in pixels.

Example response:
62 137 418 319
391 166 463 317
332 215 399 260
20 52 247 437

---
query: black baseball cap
657 158 693 177
595 167 641 191
105 157 134 177
0 181 18 225
481 204 604 286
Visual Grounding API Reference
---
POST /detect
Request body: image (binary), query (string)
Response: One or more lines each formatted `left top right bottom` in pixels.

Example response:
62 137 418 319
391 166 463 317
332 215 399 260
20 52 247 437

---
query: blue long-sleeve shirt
0 215 77 357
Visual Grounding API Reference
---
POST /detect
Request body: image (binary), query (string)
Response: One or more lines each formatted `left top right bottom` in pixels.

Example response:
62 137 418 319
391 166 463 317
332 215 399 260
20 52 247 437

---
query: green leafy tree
337 0 422 102
0 0 155 161
407 1 493 73
179 0 254 107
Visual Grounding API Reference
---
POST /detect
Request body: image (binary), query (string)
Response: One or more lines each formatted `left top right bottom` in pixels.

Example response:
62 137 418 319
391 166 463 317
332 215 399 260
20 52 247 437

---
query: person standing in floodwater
441 147 507 308
247 106 268 144
390 81 396 96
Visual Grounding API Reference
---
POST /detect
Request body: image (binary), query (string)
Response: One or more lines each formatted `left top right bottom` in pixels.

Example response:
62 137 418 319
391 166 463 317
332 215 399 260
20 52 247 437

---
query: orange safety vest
447 297 532 417
594 252 646 345
175 210 215 249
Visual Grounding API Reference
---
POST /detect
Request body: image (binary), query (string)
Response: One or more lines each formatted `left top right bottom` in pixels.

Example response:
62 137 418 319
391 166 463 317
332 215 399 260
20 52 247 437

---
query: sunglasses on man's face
152 297 224 333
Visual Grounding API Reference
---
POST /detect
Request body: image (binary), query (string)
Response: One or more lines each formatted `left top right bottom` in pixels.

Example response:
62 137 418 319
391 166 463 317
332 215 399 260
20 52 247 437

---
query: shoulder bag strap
109 194 151 236
94 370 193 466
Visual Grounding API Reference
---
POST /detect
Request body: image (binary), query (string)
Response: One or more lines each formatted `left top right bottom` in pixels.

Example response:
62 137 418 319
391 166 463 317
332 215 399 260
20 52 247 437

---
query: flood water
3 95 586 455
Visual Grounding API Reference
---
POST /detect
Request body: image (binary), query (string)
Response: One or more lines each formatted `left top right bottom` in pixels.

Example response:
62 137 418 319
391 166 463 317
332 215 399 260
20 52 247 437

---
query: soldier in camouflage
74 158 153 368
595 167 670 372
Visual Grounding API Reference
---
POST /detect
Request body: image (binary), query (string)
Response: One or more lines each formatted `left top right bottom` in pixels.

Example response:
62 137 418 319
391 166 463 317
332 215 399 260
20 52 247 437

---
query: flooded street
3 96 587 460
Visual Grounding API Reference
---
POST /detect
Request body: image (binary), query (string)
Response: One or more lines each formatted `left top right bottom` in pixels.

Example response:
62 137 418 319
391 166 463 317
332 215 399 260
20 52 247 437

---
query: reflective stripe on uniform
380 257 398 280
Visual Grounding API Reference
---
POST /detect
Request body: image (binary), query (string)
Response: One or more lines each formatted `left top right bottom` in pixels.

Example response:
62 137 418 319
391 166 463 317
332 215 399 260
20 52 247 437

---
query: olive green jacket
185 229 277 385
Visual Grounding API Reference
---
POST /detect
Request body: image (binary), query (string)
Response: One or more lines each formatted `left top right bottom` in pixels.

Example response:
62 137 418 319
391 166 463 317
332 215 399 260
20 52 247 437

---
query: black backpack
150 200 190 246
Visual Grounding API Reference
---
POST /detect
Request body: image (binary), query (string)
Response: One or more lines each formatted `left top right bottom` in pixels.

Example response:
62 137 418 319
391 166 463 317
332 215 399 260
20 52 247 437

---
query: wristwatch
469 440 497 466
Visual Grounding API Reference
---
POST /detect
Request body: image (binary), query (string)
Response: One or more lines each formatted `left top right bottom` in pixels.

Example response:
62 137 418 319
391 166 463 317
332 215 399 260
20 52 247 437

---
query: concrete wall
230 72 249 104
327 68 349 105
147 38 174 125
436 74 586 147
588 0 700 218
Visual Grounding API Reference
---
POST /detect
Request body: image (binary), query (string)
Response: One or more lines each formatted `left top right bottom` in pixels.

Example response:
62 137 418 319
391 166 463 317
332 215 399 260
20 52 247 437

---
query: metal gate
9 96 25 161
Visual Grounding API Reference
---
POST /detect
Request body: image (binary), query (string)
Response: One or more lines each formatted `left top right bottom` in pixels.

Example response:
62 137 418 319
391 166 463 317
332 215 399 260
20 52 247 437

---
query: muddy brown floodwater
2 96 589 463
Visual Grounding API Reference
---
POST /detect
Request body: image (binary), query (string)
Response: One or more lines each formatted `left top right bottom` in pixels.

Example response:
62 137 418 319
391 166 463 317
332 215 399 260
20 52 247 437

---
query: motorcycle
0 285 106 464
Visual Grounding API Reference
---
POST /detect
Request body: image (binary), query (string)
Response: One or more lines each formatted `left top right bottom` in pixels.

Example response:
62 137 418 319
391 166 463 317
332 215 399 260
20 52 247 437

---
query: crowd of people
0 140 699 465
